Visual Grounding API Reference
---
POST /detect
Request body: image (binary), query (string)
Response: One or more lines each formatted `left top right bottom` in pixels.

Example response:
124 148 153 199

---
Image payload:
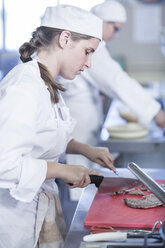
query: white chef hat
41 5 102 40
91 0 127 23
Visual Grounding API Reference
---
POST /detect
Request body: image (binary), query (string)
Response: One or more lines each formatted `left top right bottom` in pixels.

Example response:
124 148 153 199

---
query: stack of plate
107 123 148 139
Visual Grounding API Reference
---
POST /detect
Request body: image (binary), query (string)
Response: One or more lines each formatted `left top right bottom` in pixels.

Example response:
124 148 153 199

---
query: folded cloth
90 225 117 234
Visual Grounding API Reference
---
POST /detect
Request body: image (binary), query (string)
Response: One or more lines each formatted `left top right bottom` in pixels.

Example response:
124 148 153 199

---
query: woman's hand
155 109 165 128
83 146 116 173
66 139 116 173
61 164 101 188
47 162 101 188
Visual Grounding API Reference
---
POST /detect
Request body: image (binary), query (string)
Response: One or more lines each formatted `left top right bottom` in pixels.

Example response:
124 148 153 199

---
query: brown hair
19 27 93 103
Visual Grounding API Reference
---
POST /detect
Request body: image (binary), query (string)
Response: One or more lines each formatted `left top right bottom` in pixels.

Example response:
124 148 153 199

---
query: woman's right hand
154 109 165 128
57 164 101 188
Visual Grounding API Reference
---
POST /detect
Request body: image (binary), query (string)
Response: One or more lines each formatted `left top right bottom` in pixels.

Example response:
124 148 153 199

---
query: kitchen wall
107 0 165 83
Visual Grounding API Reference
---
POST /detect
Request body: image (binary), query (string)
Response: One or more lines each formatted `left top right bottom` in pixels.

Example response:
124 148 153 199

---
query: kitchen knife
89 175 142 194
83 231 161 242
128 162 165 204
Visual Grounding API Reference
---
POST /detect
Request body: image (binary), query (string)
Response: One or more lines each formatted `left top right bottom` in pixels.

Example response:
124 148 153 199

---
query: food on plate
119 112 138 123
118 103 138 122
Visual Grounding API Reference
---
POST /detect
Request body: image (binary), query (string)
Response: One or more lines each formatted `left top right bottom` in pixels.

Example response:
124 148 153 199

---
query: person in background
59 0 165 168
0 5 116 248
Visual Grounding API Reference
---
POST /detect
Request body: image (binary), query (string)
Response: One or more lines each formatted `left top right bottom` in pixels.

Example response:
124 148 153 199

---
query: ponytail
38 62 65 103
19 42 35 63
19 27 65 103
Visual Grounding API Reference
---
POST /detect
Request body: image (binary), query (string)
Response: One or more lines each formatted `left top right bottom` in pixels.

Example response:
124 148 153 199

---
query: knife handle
89 175 104 188
68 175 104 187
83 232 127 242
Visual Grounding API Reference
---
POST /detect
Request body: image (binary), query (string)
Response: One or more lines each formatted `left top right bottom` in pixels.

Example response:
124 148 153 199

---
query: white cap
91 0 127 23
41 5 102 40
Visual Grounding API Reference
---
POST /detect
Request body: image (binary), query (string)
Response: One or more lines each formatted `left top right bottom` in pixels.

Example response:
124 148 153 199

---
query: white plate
107 123 148 139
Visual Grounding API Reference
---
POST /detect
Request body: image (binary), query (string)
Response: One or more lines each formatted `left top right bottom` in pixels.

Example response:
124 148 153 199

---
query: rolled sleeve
10 158 47 202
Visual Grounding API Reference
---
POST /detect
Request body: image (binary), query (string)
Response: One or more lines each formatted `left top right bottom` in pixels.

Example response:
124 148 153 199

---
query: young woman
0 5 116 248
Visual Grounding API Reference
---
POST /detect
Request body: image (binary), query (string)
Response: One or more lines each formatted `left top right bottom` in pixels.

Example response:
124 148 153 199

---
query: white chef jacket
0 59 75 203
60 41 161 146
0 59 75 248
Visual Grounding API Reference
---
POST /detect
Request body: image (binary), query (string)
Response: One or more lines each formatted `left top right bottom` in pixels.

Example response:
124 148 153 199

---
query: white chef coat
60 41 161 147
0 59 75 247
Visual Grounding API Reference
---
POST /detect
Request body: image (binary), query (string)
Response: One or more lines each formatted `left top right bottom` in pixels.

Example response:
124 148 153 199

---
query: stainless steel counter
63 168 165 248
99 138 165 153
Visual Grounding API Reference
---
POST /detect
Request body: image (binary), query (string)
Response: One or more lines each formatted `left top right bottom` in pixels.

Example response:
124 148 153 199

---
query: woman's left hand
66 139 116 172
84 146 116 173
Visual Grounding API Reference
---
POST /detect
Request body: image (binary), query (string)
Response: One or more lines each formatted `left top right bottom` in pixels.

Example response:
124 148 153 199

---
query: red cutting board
84 180 165 230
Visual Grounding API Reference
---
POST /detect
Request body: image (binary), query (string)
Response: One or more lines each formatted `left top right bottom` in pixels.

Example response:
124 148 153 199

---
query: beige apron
34 192 66 248
34 95 75 248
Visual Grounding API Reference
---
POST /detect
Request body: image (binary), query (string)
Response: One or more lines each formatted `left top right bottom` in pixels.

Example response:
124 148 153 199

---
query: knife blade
89 175 142 194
